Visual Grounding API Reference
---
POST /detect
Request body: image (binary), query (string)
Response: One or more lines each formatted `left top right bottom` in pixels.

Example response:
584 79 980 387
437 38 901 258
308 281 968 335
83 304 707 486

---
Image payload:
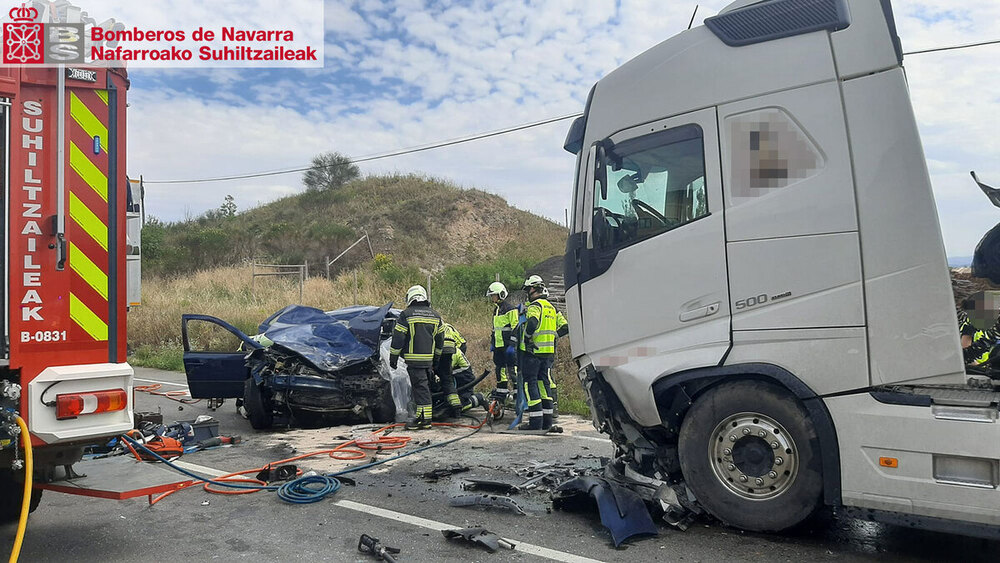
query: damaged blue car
181 303 403 429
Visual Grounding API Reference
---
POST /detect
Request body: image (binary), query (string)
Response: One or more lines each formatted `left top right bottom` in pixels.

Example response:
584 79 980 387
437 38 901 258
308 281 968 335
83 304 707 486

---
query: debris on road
358 534 400 562
552 477 658 547
442 527 516 552
510 457 606 494
421 464 470 481
255 464 299 483
461 479 521 495
449 494 527 515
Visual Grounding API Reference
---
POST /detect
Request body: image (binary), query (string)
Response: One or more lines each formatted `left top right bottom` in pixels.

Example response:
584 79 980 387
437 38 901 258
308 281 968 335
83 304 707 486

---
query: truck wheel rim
709 412 798 500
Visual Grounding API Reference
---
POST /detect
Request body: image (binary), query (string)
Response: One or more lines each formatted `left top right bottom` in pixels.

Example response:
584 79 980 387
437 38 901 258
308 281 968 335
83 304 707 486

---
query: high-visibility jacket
520 298 568 356
442 322 465 355
959 309 1000 365
491 299 519 350
389 304 444 368
452 348 471 371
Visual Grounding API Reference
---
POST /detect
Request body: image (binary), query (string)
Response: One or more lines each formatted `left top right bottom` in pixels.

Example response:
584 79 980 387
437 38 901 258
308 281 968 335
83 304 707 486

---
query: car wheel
678 380 824 532
0 469 42 523
372 389 397 423
243 378 274 430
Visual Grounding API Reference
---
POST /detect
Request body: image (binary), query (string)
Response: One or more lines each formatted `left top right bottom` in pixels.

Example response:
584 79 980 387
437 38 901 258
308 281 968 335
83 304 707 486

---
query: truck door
575 108 729 391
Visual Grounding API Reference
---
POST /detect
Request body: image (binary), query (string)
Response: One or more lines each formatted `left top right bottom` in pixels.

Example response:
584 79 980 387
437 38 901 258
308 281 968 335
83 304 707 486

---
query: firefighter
486 281 519 402
389 285 445 430
435 322 465 419
452 342 488 412
518 275 569 430
540 286 568 418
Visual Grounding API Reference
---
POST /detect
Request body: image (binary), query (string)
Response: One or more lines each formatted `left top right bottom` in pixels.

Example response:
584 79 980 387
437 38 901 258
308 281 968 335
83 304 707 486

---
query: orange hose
147 405 496 505
135 383 201 405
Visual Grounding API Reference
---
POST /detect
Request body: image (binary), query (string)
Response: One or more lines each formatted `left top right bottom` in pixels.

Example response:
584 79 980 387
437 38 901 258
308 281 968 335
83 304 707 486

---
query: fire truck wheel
678 380 823 532
243 378 274 430
0 469 42 522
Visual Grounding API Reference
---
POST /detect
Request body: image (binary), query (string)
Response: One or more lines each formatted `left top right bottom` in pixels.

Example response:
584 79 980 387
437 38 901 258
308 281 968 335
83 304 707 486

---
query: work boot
405 418 431 430
552 401 559 419
542 413 553 430
490 388 509 403
519 413 543 431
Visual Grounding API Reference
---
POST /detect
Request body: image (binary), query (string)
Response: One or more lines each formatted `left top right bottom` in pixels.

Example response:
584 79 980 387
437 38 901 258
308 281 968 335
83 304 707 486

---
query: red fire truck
0 65 135 519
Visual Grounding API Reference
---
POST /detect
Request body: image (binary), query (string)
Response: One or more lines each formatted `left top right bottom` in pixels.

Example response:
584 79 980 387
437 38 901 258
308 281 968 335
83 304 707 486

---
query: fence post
365 231 374 259
299 265 304 303
353 270 358 305
326 255 330 280
251 261 256 296
427 274 432 302
304 259 308 280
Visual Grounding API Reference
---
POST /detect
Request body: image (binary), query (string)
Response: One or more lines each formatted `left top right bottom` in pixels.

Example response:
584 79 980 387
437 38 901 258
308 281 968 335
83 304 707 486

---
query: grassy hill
144 173 567 277
130 174 587 414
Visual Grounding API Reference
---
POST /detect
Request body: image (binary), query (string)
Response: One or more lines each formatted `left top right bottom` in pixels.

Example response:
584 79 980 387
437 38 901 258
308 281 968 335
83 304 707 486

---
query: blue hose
123 422 483 505
277 474 341 504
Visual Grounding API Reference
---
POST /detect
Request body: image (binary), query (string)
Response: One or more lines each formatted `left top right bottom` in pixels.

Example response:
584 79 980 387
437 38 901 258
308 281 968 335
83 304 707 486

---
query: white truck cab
563 0 1000 536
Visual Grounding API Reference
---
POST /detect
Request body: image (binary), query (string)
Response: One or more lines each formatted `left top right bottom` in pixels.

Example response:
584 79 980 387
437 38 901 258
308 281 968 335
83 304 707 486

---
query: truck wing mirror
972 171 1000 208
564 116 586 154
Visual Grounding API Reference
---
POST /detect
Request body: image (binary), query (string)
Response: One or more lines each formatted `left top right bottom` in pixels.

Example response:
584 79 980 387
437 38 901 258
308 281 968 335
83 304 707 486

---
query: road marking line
172 460 228 478
134 377 189 388
568 434 612 444
334 499 605 563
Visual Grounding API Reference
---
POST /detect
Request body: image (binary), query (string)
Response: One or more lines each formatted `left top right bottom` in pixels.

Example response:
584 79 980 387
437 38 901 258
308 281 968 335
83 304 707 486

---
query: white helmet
522 275 545 290
486 282 508 300
406 285 428 306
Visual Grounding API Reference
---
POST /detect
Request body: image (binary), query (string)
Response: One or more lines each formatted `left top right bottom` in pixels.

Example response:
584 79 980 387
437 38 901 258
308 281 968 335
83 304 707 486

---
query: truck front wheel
678 380 823 532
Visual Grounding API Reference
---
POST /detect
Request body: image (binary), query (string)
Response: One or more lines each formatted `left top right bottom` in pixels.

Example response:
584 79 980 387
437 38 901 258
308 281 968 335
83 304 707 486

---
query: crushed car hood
257 302 395 373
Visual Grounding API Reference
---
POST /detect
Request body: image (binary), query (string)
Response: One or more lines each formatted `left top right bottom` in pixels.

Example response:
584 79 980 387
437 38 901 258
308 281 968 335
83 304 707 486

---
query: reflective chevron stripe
70 293 108 341
69 143 107 201
70 91 108 147
69 242 108 300
67 88 111 342
69 192 108 250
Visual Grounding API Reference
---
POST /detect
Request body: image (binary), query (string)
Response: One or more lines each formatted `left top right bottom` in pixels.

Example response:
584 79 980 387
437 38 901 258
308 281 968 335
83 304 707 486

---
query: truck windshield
592 124 706 251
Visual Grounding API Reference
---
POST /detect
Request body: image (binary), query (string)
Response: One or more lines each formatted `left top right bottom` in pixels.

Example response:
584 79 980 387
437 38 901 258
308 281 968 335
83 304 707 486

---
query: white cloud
128 0 999 257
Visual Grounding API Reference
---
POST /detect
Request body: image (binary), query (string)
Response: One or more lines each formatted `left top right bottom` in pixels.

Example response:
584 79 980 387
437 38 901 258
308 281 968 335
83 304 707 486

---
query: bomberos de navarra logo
3 2 42 64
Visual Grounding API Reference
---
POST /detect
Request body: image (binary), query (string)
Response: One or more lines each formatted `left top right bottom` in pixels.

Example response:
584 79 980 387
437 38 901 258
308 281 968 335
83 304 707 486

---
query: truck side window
592 124 706 251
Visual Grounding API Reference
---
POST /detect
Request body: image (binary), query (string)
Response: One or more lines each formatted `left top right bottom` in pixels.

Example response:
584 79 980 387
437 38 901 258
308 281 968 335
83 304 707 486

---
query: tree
302 151 360 192
220 194 237 218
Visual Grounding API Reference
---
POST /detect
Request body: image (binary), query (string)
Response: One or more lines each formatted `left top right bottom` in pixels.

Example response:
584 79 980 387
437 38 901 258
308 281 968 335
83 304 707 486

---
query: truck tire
0 469 42 523
243 378 274 430
678 380 823 532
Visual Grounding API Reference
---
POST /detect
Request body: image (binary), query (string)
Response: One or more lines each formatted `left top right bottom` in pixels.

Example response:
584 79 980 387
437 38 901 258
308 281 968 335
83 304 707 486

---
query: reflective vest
442 323 465 355
452 349 470 371
389 305 444 367
492 300 519 349
521 298 563 356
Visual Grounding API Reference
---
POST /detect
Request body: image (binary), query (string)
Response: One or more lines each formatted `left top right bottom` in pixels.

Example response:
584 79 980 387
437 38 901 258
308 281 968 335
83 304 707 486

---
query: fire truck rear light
55 389 128 420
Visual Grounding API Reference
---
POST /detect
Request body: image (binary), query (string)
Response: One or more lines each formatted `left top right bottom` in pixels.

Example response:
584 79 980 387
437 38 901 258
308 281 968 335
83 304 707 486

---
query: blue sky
122 1 1000 257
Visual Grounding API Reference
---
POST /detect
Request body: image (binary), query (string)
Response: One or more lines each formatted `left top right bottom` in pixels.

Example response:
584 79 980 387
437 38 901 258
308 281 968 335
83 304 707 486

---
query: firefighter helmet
522 275 545 290
406 285 428 305
486 282 508 300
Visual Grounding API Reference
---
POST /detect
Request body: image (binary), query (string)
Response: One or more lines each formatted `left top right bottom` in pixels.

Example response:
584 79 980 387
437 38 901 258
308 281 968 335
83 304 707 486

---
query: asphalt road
2 367 998 562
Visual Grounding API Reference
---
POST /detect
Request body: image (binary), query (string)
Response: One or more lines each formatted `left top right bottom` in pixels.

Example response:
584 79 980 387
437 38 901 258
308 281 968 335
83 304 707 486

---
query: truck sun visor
705 0 850 47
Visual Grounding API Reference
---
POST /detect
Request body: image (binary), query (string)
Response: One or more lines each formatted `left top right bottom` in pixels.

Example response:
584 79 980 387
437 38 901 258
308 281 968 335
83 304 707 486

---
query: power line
903 38 1000 56
143 112 581 185
145 38 999 185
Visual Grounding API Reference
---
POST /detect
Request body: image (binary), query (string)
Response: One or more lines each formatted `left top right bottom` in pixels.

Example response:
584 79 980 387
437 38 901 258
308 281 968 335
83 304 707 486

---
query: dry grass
129 264 587 415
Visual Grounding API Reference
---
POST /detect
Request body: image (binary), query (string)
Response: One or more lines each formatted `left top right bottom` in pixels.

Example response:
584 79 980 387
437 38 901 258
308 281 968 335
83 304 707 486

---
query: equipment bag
139 436 184 461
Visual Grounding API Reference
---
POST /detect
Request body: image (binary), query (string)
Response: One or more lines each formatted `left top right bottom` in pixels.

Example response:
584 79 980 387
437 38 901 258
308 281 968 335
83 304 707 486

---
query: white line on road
334 499 605 563
167 459 605 562
568 434 612 444
134 377 190 388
